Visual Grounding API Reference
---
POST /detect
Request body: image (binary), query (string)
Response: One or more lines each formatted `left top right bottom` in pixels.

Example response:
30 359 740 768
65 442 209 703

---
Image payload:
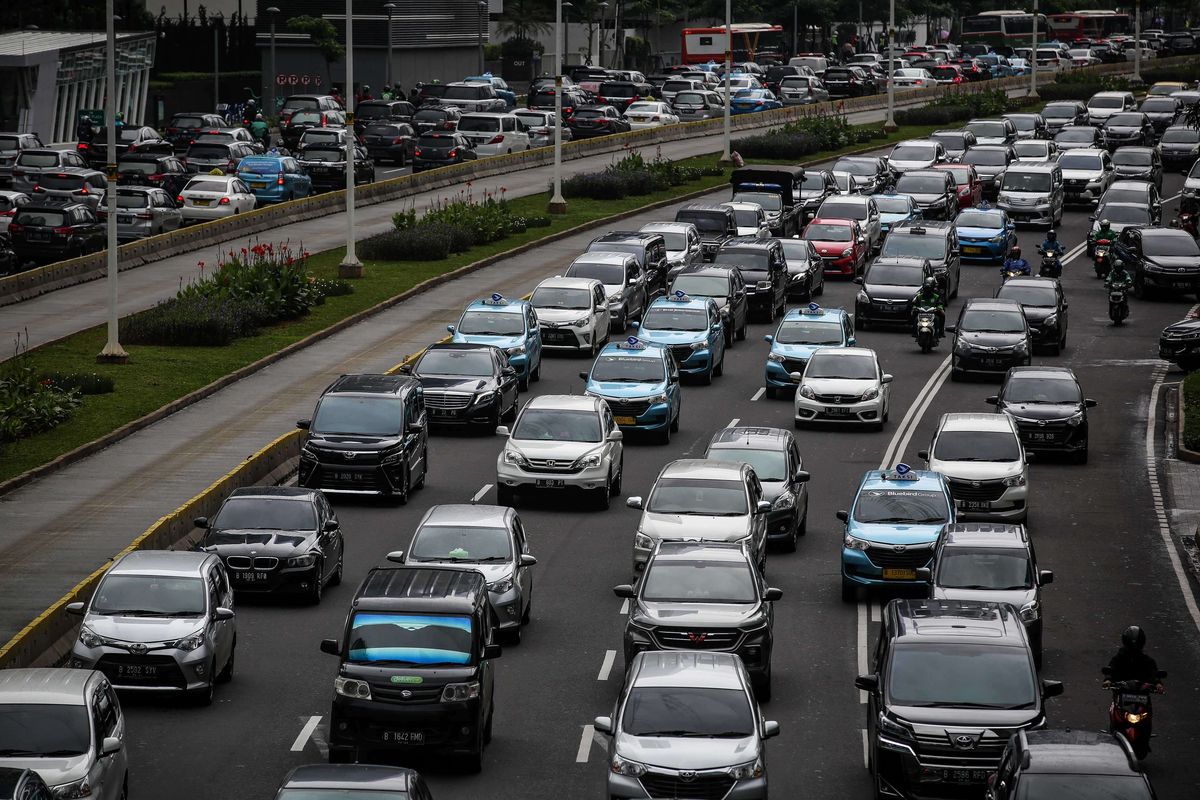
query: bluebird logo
627 336 639 346
808 302 820 312
895 463 911 476
491 293 504 302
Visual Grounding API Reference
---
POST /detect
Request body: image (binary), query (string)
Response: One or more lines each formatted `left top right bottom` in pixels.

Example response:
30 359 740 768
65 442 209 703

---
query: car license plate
193 199 211 206
336 471 363 481
381 730 424 745
962 246 984 254
943 769 990 784
250 182 266 188
27 232 49 242
116 663 158 678
118 215 133 223
429 408 455 417
1029 432 1057 442
236 571 268 582
535 478 565 488
824 406 854 415
882 568 916 580
881 305 904 313
1173 281 1193 289
960 500 990 511
1121 693 1150 704
980 358 1002 368
613 415 637 426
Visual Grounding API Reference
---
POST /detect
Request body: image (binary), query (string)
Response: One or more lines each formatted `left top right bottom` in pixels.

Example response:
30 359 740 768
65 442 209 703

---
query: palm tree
495 0 554 40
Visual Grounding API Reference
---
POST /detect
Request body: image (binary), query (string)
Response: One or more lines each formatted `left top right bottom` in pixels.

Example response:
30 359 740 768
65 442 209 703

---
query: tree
495 0 554 40
286 15 345 85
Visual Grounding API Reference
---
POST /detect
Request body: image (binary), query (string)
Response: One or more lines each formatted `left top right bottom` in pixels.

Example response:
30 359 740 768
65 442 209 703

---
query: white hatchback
623 101 679 130
178 174 256 222
793 347 892 429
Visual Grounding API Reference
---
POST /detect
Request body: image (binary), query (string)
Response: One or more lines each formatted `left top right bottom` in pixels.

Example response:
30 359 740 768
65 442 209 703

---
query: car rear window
417 134 454 147
16 152 60 167
113 193 151 208
14 208 67 226
186 144 231 159
170 115 209 128
458 116 501 132
38 175 85 190
184 180 229 193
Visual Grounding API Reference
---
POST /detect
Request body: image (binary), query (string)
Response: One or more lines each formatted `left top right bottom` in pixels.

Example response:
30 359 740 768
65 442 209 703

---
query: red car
802 217 868 277
931 163 984 210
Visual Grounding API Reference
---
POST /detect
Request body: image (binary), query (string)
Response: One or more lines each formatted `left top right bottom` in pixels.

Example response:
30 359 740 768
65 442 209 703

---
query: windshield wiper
0 749 40 756
102 609 173 617
473 556 510 562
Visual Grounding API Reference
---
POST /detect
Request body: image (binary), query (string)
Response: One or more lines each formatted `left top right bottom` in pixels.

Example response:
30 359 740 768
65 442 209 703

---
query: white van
789 55 829 75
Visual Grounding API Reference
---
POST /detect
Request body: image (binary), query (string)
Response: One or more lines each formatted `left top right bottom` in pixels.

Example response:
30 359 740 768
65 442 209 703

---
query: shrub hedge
560 149 706 200
0 359 82 446
1184 370 1200 452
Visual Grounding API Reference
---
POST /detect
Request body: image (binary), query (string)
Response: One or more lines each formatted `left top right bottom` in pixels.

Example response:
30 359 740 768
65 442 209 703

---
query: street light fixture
549 0 569 214
267 6 280 118
478 1 488 75
383 3 395 90
98 0 127 363
339 0 363 278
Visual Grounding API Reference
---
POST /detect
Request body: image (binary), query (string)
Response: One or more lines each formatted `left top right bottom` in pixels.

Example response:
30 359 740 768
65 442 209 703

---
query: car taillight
53 226 73 235
12 169 23 177
32 184 42 193
7 222 22 234
135 211 153 220
448 148 458 157
392 137 405 144
149 173 164 181
277 176 285 185
77 143 89 152
651 115 661 121
954 76 962 83
218 197 230 205
177 194 184 203
168 127 179 134
78 187 89 195
413 147 422 156
488 134 504 144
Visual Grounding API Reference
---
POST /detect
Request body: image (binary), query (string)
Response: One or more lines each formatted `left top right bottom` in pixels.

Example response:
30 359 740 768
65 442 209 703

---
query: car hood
863 284 920 301
1061 168 1103 181
506 439 598 461
956 226 1005 239
804 377 875 394
84 614 205 643
891 159 935 172
906 191 945 204
928 459 1022 481
893 706 1041 728
1001 401 1080 421
615 732 759 771
1146 254 1200 269
635 601 762 627
204 528 314 556
879 212 913 225
808 239 853 255
958 330 1026 348
1162 317 1200 337
1161 142 1200 151
639 329 707 346
408 559 510 583
307 435 402 453
734 225 761 236
973 136 1007 145
771 342 825 360
416 375 493 392
1181 176 1200 191
0 755 91 788
932 586 1037 609
1113 165 1152 176
638 511 752 541
848 522 944 545
453 332 522 349
971 164 1005 177
589 380 664 397
1016 305 1055 323
1104 125 1142 134
665 248 689 262
536 307 591 325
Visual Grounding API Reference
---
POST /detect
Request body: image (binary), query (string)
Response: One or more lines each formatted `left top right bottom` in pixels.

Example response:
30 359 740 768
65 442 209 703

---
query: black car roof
324 373 417 396
1006 365 1075 379
676 265 735 279
282 764 416 791
964 298 1023 312
19 203 91 213
424 342 500 354
678 203 733 213
596 231 658 243
228 485 318 500
355 566 487 612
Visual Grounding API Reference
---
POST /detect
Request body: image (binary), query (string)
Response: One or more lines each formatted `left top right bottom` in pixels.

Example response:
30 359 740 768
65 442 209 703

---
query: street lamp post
267 6 279 119
883 0 896 131
213 14 221 111
98 0 127 363
477 1 488 74
598 2 609 68
719 0 732 163
562 2 573 67
1030 0 1039 100
1134 0 1143 83
339 0 362 278
549 0 568 214
383 3 395 90
792 3 798 56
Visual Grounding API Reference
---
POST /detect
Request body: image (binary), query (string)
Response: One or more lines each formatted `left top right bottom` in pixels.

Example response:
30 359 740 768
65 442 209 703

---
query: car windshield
732 191 782 212
347 612 473 666
313 396 403 436
651 230 687 250
185 144 230 159
713 250 768 271
775 319 842 345
37 175 85 190
1004 376 1081 404
642 306 709 331
413 110 448 123
600 83 638 97
409 525 511 562
801 173 830 190
456 310 525 336
1013 775 1151 800
663 81 698 93
1143 235 1200 258
1108 113 1144 126
17 152 62 167
890 145 935 161
895 176 946 193
171 115 210 128
642 559 757 602
112 193 150 208
707 447 787 481
1042 104 1077 119
530 287 593 310
567 261 625 285
13 209 66 227
92 574 206 616
854 488 950 524
591 354 666 382
997 285 1057 307
966 121 1006 138
819 201 867 220
881 234 946 260
1001 171 1051 192
731 208 765 228
647 477 748 515
937 546 1033 590
804 223 851 241
961 309 1027 333
670 275 727 298
213 497 316 530
514 112 547 128
676 211 727 233
118 160 164 174
956 211 1002 229
779 241 813 263
867 263 924 286
1113 150 1153 167
834 159 879 176
1162 128 1200 143
1097 204 1150 224
300 147 345 162
964 149 1007 167
832 173 853 191
1013 141 1049 159
302 131 342 144
935 430 1022 462
806 353 875 380
1141 98 1178 112
874 196 913 214
513 408 601 442
572 110 606 120
444 86 487 100
621 687 755 737
289 112 323 126
458 117 501 132
416 349 493 376
888 643 1037 707
1056 128 1096 143
1007 116 1037 131
0 704 91 757
365 124 403 137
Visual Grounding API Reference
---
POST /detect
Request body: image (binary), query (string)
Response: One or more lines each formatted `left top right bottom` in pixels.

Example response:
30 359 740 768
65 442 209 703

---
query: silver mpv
67 550 237 705
596 651 779 799
103 186 183 241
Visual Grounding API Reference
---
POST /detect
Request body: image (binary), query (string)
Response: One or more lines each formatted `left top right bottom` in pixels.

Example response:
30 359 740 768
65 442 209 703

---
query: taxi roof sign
617 336 648 350
884 463 920 481
482 293 509 306
801 302 823 315
667 290 691 302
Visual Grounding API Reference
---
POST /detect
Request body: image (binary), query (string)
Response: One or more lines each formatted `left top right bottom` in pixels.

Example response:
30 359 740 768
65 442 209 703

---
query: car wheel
330 552 344 586
814 277 825 297
484 706 495 743
1132 274 1148 299
611 459 623 495
714 351 724 377
521 589 533 624
1075 446 1089 465
518 372 530 392
612 308 627 332
657 420 672 445
724 325 734 348
781 515 799 553
464 728 485 774
190 669 215 706
594 478 611 510
531 359 541 382
414 449 428 489
736 318 747 340
765 386 778 400
308 562 324 605
390 469 410 505
670 407 680 432
217 638 236 683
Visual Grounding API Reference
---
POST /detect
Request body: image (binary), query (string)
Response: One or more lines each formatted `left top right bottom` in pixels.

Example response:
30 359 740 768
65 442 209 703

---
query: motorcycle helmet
1121 625 1146 651
255 113 264 120
1011 246 1021 258
1100 218 1110 229
923 277 938 290
1046 229 1057 240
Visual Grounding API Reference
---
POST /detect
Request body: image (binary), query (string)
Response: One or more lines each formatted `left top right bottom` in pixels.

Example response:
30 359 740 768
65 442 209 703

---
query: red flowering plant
179 240 332 321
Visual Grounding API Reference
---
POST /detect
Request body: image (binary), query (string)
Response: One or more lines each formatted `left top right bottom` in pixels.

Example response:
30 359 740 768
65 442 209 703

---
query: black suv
613 541 782 698
854 257 937 328
986 730 1155 800
995 276 1068 354
712 237 789 322
705 426 810 550
163 112 228 152
400 343 520 429
320 565 501 770
879 221 962 298
116 153 191 196
296 374 429 502
587 231 670 294
987 366 1095 462
1113 226 1200 300
1159 314 1200 372
675 203 738 260
297 144 376 191
949 299 1033 381
857 599 1063 800
9 203 104 265
669 265 749 346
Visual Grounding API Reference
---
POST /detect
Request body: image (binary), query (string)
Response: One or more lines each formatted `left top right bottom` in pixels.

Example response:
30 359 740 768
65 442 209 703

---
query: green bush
39 372 114 395
562 171 631 199
185 242 322 321
895 88 1012 126
1183 371 1200 452
122 295 270 347
736 130 819 160
424 195 517 245
525 215 553 227
0 359 82 445
359 222 481 261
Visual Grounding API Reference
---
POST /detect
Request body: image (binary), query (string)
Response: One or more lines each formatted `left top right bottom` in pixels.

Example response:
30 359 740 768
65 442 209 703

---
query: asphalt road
115 171 1200 799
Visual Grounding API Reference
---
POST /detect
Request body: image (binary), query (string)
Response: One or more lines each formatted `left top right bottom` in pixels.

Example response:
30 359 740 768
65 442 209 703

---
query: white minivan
456 112 531 156
920 413 1030 522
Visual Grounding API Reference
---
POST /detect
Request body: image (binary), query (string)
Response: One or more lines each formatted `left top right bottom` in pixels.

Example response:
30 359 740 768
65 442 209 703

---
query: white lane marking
871 601 882 622
1163 192 1181 203
1058 241 1088 265
576 724 596 762
597 649 617 681
862 728 869 769
471 484 493 503
1146 366 1200 633
291 715 322 752
618 597 630 615
728 417 741 427
878 356 952 469
751 388 766 401
857 601 868 703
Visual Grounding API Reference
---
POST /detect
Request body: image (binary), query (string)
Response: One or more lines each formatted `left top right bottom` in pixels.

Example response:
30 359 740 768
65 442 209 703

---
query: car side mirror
836 510 849 523
881 374 893 384
853 276 863 284
386 549 405 563
854 673 879 691
579 371 590 380
916 567 932 582
446 324 457 333
764 334 774 343
193 516 209 529
918 449 930 461
502 367 517 376
763 587 783 601
407 422 424 434
613 584 636 598
756 500 772 514
1024 451 1036 463
495 425 511 436
626 496 644 510
296 419 311 430
608 429 623 442
1041 679 1064 698
1084 398 1097 408
762 720 781 739
66 601 86 616
594 716 614 734
985 395 1000 405
323 519 340 532
793 470 810 485
520 554 538 567
483 643 503 659
214 607 235 621
101 736 123 756
397 364 412 374
1038 569 1054 585
630 321 640 330
945 324 956 333
788 371 803 382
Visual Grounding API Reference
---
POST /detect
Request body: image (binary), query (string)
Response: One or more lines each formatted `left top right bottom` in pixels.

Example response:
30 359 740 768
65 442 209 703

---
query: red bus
1047 11 1130 42
681 23 784 64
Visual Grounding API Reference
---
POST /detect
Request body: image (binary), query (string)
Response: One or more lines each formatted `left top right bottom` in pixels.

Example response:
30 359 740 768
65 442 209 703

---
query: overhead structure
681 23 784 64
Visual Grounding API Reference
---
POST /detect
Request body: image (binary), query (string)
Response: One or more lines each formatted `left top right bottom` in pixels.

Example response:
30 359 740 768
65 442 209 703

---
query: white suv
920 413 1030 522
455 112 531 156
530 276 610 354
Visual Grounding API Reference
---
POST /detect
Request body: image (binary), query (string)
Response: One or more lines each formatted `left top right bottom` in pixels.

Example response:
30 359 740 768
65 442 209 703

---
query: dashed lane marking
471 484 493 503
728 417 740 427
291 715 322 752
750 388 766 401
576 724 596 762
597 649 617 681
618 597 630 615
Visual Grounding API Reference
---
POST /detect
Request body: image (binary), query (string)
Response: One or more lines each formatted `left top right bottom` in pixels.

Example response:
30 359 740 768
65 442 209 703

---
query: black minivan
674 203 737 261
321 565 501 771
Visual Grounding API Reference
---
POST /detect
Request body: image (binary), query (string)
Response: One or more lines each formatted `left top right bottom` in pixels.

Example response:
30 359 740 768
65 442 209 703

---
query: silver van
0 669 129 800
997 162 1064 227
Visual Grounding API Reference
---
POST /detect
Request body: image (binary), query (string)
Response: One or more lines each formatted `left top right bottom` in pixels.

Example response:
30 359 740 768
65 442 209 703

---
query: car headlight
649 392 669 404
474 391 496 406
1003 474 1026 487
857 291 870 303
611 755 647 777
572 317 590 328
573 451 603 469
773 491 795 510
506 345 525 356
51 777 93 799
844 534 870 550
862 386 880 401
1014 341 1030 355
502 449 529 468
335 676 372 699
176 631 206 652
300 444 319 462
487 575 514 593
635 532 654 550
799 384 815 399
287 553 318 568
381 450 405 465
991 232 1009 243
78 627 104 648
727 757 765 780
840 247 853 256
1043 314 1058 327
1066 411 1085 427
1019 600 1041 622
878 713 915 741
768 352 785 363
441 681 481 702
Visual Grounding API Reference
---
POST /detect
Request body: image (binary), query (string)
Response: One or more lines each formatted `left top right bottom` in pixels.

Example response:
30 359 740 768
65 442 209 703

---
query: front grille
601 398 654 417
866 544 934 570
912 730 1010 767
524 457 582 474
96 654 186 689
655 628 742 650
310 448 380 465
371 684 443 704
225 556 280 570
318 469 386 491
640 772 736 800
946 478 1007 502
423 391 473 410
542 328 578 346
813 392 866 404
780 357 807 374
669 345 697 363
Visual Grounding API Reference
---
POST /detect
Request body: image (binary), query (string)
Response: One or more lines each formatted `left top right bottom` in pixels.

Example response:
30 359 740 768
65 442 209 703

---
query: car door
592 282 608 341
89 684 120 800
865 198 882 248
769 243 788 306
747 471 768 560
626 258 647 317
317 493 343 581
730 269 748 331
708 300 725 362
512 515 533 606
403 388 428 483
524 305 542 371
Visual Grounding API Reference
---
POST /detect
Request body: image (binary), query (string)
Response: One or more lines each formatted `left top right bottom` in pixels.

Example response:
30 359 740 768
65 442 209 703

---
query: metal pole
1030 0 1038 100
339 0 362 276
1134 0 1142 83
478 2 485 74
98 0 127 362
792 3 798 56
214 21 220 110
269 12 277 118
549 0 567 213
385 5 394 89
884 0 896 131
720 0 731 162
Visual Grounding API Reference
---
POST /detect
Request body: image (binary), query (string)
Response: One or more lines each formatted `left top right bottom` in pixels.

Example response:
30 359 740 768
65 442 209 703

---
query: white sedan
793 347 892 429
893 68 938 89
716 75 761 99
178 174 257 223
623 102 679 130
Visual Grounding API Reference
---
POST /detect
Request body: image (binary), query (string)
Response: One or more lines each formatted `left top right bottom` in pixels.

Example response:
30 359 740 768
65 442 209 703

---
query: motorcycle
1037 248 1062 278
1093 238 1113 278
1173 212 1198 238
1107 280 1131 325
912 306 941 353
1001 263 1030 283
1102 667 1166 760
0 231 17 276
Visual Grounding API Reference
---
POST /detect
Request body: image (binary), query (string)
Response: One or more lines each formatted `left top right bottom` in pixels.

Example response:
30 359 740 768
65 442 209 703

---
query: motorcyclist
912 276 945 336
1092 217 1117 249
1040 229 1065 257
1002 245 1031 278
250 113 270 148
1105 257 1132 289
1103 625 1163 691
113 111 125 131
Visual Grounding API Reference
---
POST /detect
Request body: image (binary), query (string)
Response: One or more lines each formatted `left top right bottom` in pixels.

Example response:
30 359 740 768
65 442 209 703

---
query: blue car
839 464 956 601
874 194 923 236
954 205 1016 264
633 291 726 384
976 54 1017 78
763 303 854 397
730 89 783 115
448 293 543 390
465 73 516 109
235 152 312 204
582 336 681 443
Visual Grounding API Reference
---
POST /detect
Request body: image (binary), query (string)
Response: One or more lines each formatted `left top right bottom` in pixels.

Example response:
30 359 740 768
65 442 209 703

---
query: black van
730 165 805 237
674 203 738 261
321 566 501 771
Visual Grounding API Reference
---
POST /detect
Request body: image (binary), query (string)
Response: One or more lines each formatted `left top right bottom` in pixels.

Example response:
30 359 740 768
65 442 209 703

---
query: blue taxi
633 291 726 384
874 194 923 235
954 204 1016 264
235 152 312 203
447 293 543 390
582 336 681 444
730 88 783 115
763 303 854 397
837 464 955 601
